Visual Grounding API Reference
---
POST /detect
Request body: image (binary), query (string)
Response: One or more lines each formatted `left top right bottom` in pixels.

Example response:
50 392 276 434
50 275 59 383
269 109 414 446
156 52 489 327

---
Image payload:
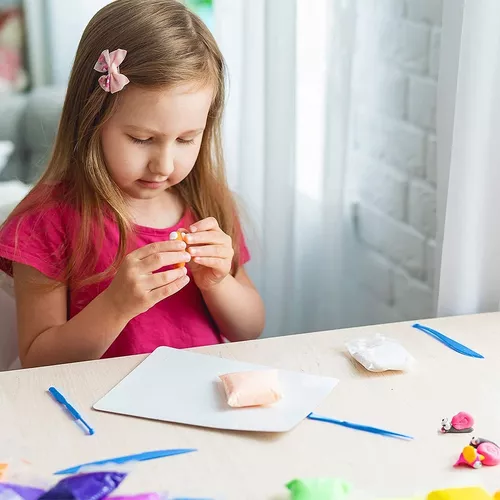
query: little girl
0 0 265 368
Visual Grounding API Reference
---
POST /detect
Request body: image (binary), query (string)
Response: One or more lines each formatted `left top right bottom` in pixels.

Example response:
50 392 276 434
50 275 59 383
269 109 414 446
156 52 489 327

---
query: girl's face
100 83 213 200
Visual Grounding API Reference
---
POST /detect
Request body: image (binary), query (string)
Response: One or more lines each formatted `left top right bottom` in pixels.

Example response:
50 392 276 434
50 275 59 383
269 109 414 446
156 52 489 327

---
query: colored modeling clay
494 493 500 500
427 486 492 499
454 445 484 468
219 369 283 408
440 412 474 434
0 483 45 500
39 471 127 500
286 478 351 500
110 495 166 500
169 231 188 268
470 436 499 448
470 440 500 466
0 463 8 480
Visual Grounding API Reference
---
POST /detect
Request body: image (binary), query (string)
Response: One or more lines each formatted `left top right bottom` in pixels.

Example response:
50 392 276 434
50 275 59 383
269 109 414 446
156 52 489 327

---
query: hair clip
94 49 130 94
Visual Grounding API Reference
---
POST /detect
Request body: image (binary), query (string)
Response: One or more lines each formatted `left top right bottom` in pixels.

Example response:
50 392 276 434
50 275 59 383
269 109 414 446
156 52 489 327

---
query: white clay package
346 334 414 372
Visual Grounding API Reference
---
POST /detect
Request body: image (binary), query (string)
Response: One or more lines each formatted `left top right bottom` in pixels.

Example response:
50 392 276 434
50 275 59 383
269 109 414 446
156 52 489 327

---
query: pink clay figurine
470 438 500 466
440 411 474 434
454 445 484 469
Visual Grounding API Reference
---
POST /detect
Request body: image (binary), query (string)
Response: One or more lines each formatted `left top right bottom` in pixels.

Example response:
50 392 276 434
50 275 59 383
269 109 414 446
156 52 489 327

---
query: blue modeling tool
412 323 484 358
307 413 413 440
54 449 197 475
48 386 95 436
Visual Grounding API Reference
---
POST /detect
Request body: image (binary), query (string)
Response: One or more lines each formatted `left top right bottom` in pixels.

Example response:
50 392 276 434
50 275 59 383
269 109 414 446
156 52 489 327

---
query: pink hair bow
94 49 130 94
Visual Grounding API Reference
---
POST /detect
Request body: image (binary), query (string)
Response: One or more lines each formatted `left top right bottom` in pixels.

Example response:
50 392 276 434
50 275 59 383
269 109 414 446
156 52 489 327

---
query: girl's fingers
146 266 188 290
191 257 227 269
189 217 219 233
149 274 190 303
131 240 186 260
184 230 229 246
139 250 191 273
188 245 233 259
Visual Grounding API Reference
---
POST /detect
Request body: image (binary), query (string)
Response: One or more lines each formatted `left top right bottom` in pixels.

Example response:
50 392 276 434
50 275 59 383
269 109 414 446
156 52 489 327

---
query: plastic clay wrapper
39 470 127 500
345 334 414 372
110 495 168 500
0 483 45 500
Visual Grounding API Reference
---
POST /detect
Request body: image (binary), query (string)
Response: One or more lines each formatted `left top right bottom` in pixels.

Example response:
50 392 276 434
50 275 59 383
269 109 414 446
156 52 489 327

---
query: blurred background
1 0 499 341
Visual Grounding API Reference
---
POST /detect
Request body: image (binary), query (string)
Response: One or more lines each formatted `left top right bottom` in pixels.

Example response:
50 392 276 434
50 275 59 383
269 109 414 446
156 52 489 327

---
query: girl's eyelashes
128 135 195 146
129 135 152 145
176 138 196 145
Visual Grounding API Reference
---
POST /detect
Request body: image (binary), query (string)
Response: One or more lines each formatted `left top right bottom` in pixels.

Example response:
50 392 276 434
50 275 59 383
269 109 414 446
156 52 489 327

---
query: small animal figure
440 412 474 434
454 445 484 469
470 436 499 448
469 438 500 466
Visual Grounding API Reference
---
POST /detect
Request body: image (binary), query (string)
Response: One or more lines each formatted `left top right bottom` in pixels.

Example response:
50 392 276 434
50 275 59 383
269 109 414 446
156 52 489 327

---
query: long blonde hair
4 0 242 288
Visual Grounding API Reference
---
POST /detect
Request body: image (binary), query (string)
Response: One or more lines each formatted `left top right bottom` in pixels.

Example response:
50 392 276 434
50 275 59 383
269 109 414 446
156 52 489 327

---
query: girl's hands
183 217 234 291
104 240 191 319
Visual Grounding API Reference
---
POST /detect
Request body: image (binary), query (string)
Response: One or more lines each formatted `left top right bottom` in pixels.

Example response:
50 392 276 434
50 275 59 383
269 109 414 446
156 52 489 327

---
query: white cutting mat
93 346 338 432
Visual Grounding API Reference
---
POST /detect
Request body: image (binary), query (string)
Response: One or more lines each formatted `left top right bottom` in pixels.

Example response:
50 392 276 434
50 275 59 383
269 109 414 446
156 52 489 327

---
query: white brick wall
354 153 408 221
344 242 393 305
357 203 426 279
393 268 434 320
408 76 437 129
353 63 407 120
379 20 430 74
425 239 436 287
354 113 426 176
341 0 441 326
408 179 436 238
429 28 441 78
426 134 437 184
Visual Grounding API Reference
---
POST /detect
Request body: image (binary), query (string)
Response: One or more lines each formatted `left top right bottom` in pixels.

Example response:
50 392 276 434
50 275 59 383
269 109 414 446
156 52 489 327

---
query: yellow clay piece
380 497 424 499
0 463 8 480
427 487 492 500
463 445 484 463
493 493 500 500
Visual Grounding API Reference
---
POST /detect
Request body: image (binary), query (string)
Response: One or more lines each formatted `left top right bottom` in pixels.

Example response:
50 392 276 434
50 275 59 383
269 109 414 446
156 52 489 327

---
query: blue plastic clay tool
48 386 95 435
412 323 484 359
307 413 414 440
54 449 197 475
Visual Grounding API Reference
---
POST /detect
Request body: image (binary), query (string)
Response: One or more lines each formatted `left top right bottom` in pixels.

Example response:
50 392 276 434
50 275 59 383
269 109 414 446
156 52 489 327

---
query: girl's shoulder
12 187 78 235
0 183 78 279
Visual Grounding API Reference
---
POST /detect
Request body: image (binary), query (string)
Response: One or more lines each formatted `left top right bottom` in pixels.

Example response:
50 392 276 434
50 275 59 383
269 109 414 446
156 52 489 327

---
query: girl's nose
149 148 174 177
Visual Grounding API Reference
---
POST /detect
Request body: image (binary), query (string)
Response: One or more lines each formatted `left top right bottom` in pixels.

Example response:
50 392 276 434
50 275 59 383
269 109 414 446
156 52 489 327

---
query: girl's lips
137 179 167 189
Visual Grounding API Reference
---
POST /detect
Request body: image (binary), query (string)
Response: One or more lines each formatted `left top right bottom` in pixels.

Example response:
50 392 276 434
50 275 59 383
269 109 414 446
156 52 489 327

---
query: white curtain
214 0 354 337
436 0 500 316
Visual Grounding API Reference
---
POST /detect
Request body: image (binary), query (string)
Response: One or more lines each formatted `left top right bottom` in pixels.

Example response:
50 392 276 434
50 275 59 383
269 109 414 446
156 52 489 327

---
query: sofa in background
0 86 66 184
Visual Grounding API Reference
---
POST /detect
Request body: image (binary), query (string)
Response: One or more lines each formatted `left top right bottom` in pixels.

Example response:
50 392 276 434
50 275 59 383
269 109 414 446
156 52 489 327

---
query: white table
1 313 499 499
